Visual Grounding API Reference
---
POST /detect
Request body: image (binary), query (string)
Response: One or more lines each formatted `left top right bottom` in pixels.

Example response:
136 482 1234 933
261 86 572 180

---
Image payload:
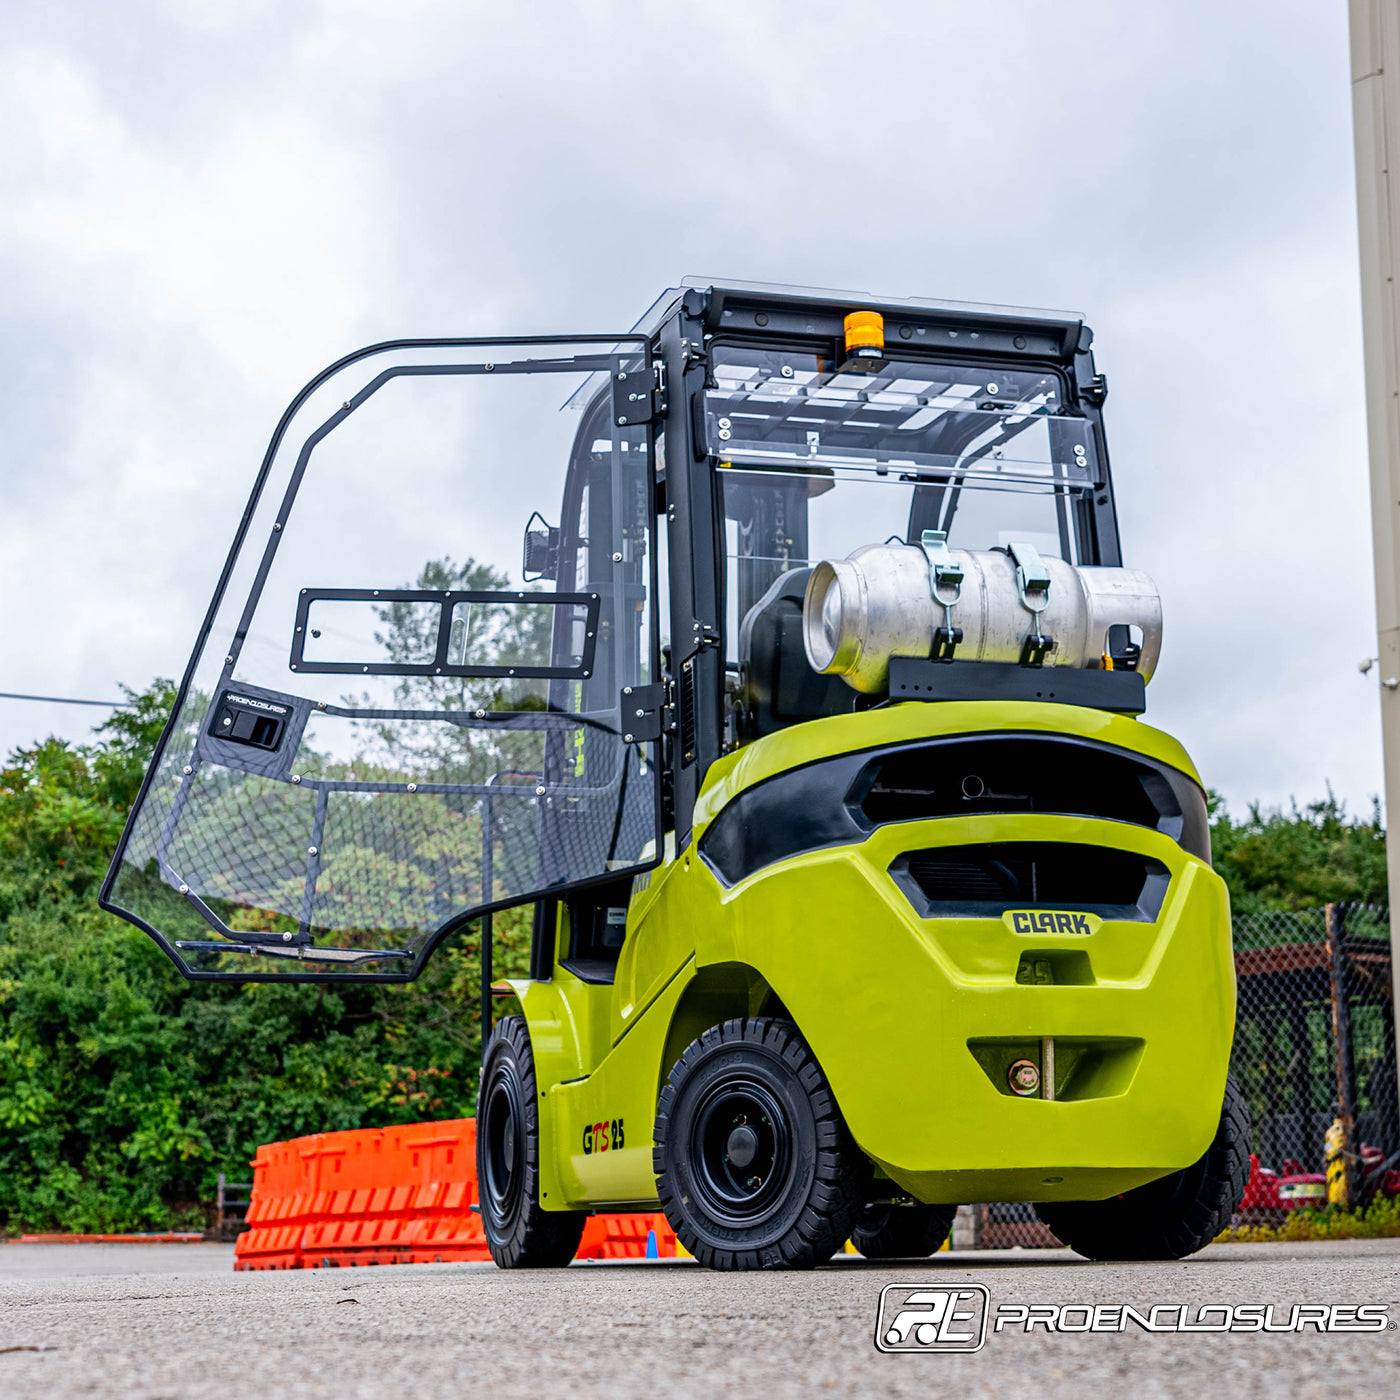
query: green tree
0 680 527 1235
1208 789 1389 914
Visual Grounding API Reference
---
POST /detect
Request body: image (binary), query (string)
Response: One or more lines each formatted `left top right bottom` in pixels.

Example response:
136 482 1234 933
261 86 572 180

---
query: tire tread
1035 1075 1251 1261
478 1016 586 1269
653 1017 861 1271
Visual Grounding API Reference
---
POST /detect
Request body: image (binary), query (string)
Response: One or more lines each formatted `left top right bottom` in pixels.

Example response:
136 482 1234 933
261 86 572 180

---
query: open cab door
101 336 663 980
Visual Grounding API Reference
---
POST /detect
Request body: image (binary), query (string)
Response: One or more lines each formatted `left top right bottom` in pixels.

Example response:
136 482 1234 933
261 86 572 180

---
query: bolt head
407 782 417 792
183 765 193 774
624 733 634 743
308 846 318 856
535 785 546 796
1009 1059 1041 1096
282 932 293 943
291 774 301 784
178 884 189 895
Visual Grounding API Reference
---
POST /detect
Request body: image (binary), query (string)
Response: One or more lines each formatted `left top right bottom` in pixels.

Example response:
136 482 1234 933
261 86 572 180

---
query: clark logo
582 1118 625 1155
1004 910 1100 936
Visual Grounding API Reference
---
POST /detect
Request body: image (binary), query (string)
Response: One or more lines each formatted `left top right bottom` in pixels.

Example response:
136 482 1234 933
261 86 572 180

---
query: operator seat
737 568 856 741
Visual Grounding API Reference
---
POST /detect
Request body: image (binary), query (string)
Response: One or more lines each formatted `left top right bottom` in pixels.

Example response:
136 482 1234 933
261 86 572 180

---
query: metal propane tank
802 534 1163 694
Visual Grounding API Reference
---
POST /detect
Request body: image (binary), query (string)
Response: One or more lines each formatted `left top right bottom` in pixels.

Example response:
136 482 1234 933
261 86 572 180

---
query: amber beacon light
843 310 885 355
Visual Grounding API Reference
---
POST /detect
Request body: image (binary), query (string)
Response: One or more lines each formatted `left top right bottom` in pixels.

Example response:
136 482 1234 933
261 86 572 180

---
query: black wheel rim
689 1076 794 1228
481 1071 524 1226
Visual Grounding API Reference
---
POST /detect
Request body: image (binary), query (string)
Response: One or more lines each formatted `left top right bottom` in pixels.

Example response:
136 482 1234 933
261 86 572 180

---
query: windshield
710 346 1092 661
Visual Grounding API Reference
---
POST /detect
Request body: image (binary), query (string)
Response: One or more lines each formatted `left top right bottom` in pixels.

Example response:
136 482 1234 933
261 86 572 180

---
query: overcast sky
0 0 1381 819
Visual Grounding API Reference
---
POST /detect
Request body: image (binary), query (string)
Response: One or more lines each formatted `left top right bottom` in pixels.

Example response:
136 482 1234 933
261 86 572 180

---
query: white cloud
0 0 1384 819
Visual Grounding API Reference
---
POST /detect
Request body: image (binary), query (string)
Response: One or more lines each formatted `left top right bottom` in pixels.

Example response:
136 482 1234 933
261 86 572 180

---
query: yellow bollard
1324 1119 1347 1206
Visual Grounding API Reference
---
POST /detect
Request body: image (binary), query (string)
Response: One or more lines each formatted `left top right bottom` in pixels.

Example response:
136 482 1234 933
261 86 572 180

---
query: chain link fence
1232 902 1397 1179
964 904 1399 1248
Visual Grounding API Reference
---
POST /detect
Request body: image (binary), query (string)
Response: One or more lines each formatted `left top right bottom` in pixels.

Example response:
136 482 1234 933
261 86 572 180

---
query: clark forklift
102 281 1247 1269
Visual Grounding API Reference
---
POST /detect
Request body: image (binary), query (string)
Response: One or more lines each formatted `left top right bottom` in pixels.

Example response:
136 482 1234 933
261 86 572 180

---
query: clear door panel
104 340 660 979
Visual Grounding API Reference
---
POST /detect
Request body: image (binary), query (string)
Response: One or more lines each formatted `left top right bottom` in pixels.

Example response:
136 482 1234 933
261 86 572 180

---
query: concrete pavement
1 1238 1397 1399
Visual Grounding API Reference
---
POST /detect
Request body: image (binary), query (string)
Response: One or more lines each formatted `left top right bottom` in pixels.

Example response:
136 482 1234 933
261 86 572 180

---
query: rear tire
1034 1075 1251 1261
851 1201 957 1259
477 1016 586 1269
653 1018 861 1271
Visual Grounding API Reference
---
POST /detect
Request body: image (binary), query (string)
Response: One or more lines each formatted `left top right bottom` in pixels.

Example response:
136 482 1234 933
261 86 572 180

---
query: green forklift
102 281 1246 1270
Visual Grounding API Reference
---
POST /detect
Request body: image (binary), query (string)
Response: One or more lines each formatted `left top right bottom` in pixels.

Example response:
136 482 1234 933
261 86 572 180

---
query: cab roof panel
631 278 1088 358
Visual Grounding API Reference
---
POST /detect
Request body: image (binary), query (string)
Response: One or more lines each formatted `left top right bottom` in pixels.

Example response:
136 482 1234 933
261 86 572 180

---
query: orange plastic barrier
234 1118 677 1270
576 1211 679 1260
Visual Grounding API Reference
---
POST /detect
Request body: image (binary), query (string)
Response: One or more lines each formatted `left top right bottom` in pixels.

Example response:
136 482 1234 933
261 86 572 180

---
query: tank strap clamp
931 626 963 662
919 530 964 661
1019 633 1055 667
1009 540 1054 668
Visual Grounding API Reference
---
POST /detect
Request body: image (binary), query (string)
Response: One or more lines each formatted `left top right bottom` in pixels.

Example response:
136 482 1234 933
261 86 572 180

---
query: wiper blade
173 941 412 966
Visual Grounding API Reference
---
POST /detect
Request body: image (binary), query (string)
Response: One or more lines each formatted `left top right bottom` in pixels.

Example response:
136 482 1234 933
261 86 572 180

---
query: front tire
1034 1075 1251 1261
653 1018 861 1271
477 1016 586 1268
851 1201 957 1259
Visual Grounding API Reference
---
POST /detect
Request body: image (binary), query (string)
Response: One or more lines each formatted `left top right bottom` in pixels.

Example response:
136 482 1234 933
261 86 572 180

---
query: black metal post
1261 1006 1283 1165
1326 902 1360 1207
1286 1001 1313 1169
1382 962 1400 1155
480 793 494 1043
480 911 493 1042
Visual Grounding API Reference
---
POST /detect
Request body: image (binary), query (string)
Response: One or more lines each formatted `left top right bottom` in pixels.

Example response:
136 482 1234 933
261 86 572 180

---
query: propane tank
802 537 1162 694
